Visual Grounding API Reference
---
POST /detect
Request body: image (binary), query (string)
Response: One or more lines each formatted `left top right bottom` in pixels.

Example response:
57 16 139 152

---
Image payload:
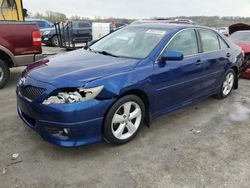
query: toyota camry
17 23 243 147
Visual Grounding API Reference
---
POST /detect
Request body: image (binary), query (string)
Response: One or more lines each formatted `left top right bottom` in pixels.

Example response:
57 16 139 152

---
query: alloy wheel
52 36 59 47
111 101 142 140
222 72 234 96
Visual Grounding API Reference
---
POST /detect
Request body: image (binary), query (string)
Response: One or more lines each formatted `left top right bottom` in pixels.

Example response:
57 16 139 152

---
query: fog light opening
46 127 71 140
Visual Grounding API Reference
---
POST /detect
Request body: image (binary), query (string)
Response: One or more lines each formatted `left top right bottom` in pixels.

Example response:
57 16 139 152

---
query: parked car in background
217 27 229 37
25 18 54 30
40 27 59 47
230 30 250 79
0 21 43 88
17 23 243 147
41 20 92 47
229 23 250 79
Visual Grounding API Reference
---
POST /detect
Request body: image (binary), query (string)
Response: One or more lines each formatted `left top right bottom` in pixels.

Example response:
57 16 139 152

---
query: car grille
20 86 46 100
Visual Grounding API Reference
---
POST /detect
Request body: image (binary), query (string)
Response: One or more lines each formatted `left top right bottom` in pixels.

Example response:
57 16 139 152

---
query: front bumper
16 77 115 147
42 35 52 45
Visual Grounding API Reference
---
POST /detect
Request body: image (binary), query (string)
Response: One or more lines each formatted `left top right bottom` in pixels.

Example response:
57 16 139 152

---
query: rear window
218 37 229 50
73 22 91 28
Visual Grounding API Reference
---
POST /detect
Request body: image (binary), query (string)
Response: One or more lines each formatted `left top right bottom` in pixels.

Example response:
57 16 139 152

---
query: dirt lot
0 47 250 188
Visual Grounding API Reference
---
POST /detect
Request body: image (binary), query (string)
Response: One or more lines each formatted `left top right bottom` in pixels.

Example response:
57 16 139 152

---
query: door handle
226 53 231 58
196 60 202 66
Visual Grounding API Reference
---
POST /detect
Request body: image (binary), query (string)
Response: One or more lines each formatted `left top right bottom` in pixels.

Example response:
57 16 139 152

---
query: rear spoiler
229 23 250 35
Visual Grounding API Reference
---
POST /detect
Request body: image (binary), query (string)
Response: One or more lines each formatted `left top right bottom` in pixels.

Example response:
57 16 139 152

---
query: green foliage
30 10 67 23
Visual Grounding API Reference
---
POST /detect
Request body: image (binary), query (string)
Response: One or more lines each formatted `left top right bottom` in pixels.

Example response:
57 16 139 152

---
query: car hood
40 27 55 35
40 27 55 32
233 41 250 53
26 49 140 87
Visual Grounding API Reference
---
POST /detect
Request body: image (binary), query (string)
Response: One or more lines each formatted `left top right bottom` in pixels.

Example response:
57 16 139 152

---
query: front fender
84 61 154 100
85 62 154 127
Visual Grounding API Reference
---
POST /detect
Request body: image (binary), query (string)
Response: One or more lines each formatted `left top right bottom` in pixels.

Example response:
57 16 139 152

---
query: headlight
43 31 51 35
43 86 103 105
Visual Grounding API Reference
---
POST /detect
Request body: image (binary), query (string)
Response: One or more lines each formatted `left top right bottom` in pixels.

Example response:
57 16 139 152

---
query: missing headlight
42 86 103 105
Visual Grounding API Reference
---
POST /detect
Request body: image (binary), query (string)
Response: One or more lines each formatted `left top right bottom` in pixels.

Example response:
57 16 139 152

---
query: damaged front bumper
16 82 115 147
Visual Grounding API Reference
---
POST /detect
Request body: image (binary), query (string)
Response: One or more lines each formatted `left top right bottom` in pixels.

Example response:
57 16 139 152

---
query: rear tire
103 95 145 145
214 69 235 99
0 59 10 89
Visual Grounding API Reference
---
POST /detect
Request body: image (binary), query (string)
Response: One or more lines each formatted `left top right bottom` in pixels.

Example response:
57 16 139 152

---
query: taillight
32 31 41 46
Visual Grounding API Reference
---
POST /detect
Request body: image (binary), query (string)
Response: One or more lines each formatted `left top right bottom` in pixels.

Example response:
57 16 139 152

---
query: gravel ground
0 47 249 188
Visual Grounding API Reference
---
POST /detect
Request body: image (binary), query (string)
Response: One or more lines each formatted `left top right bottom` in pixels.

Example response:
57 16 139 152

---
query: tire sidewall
103 95 145 145
0 59 10 89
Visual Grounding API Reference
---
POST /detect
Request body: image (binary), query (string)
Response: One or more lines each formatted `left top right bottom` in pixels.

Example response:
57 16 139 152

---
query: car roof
129 23 211 31
25 18 50 22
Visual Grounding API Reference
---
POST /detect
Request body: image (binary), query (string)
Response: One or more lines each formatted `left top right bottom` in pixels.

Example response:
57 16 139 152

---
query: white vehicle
92 23 111 40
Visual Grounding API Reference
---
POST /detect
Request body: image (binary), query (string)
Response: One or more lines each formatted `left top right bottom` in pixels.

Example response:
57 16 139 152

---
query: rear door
153 29 205 114
197 29 231 93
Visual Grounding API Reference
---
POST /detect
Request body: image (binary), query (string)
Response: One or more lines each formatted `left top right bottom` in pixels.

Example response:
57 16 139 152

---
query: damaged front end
241 60 250 79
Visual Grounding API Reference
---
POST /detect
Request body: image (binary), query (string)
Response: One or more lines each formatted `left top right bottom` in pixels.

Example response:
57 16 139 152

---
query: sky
23 0 250 19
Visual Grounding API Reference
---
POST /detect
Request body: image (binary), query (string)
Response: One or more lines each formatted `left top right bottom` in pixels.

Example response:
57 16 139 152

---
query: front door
152 29 205 115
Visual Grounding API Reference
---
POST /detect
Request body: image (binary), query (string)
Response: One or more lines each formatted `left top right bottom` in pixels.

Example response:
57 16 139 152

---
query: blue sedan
16 23 243 147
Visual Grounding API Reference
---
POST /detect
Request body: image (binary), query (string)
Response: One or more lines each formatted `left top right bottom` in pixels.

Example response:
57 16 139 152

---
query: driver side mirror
160 51 184 62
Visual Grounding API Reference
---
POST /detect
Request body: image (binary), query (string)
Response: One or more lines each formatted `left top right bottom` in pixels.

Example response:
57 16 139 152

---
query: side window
218 37 229 50
72 22 78 29
199 30 220 52
37 21 45 27
78 22 91 28
165 29 198 56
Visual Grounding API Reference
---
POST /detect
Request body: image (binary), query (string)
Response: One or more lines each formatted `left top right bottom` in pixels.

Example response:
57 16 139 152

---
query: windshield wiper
88 48 120 58
88 47 96 53
96 50 120 58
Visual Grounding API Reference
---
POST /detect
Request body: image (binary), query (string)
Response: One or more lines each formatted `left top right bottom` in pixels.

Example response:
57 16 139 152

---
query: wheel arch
120 89 152 127
102 88 152 138
0 46 15 67
231 65 239 89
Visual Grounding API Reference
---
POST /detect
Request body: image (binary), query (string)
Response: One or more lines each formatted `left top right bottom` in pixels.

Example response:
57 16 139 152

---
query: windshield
90 27 167 59
230 32 250 42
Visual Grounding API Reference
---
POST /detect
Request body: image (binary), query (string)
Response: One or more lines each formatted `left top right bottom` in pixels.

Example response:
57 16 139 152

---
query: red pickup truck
0 22 43 88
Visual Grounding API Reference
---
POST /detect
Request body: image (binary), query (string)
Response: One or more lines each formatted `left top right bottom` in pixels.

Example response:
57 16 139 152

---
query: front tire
215 69 236 99
103 95 145 145
0 59 10 89
51 36 59 47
